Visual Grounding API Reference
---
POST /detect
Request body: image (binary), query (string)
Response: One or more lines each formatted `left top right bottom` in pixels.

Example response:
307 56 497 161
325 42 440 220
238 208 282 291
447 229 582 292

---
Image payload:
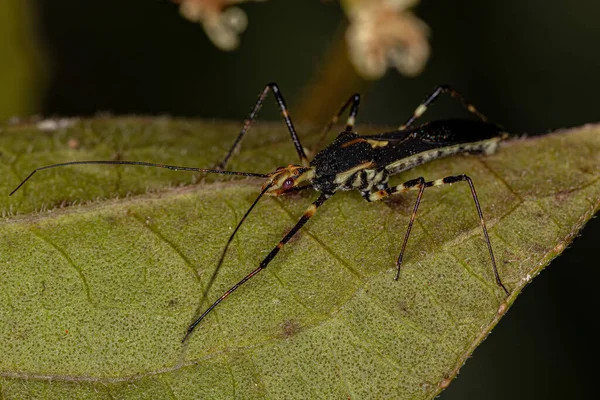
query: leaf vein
130 213 201 285
29 228 94 307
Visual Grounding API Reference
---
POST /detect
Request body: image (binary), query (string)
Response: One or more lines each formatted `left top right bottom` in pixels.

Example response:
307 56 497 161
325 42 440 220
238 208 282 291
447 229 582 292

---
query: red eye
282 178 294 189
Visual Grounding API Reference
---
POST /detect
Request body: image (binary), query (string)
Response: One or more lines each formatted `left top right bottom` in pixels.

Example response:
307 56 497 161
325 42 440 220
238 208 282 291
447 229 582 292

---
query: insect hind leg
400 85 488 130
367 174 509 295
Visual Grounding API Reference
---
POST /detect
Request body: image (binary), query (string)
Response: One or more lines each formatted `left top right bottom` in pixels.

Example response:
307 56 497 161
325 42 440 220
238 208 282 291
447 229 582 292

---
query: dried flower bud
173 0 266 51
343 0 430 79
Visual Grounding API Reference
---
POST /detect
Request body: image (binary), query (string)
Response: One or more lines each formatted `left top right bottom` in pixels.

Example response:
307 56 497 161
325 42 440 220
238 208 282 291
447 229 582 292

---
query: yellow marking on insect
304 204 317 218
365 139 389 148
347 115 355 126
341 138 366 148
374 170 385 184
352 173 363 188
432 178 445 187
467 104 476 113
371 190 387 201
282 109 289 118
333 161 375 185
396 183 409 192
414 103 428 118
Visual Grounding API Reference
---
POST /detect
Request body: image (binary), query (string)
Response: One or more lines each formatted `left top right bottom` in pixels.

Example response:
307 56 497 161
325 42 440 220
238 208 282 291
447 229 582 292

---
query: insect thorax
309 132 388 194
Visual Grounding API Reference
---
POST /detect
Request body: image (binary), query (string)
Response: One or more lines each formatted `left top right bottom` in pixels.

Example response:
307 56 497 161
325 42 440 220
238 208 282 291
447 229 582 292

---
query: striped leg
183 193 330 342
400 85 488 130
322 93 361 135
313 93 361 152
365 174 508 294
218 82 309 170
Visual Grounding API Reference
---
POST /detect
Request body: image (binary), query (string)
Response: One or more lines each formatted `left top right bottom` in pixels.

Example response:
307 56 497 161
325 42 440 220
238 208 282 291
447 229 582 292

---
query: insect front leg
183 193 331 342
218 82 309 170
400 85 489 129
365 175 509 295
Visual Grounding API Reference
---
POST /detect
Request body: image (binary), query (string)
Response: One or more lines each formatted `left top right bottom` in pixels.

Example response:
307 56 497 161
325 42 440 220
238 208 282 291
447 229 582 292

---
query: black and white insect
10 83 511 342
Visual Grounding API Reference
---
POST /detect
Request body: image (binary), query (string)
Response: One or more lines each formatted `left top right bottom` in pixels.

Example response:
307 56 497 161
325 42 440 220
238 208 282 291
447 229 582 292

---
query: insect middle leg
218 82 309 170
363 175 509 294
322 93 361 134
313 93 361 152
400 85 489 129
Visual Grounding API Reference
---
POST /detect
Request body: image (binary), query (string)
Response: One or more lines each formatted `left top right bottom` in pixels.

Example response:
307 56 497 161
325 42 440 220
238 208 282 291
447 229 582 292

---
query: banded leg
323 93 361 135
364 174 508 294
183 193 331 342
313 93 361 153
400 85 488 130
218 82 309 170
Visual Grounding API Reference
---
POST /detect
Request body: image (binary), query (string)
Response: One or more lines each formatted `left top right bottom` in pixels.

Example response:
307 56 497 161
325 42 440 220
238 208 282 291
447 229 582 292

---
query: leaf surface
0 118 599 399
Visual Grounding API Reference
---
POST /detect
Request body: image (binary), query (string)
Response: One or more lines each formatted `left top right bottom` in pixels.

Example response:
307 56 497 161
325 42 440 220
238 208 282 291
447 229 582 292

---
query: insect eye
282 177 294 189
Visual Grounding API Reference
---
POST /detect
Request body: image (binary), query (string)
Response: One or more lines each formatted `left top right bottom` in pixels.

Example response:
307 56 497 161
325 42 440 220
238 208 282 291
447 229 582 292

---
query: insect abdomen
384 137 501 175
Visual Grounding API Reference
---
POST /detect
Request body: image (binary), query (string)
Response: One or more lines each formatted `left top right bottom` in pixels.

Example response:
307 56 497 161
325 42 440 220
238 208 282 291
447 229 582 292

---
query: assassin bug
10 83 511 343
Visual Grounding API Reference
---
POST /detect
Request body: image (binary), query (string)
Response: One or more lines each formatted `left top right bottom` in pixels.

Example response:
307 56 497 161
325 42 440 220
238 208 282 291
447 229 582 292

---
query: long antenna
9 160 269 196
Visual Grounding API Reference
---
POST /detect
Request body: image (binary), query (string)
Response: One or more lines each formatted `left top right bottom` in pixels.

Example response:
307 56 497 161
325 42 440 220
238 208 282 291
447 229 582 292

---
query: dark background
13 0 600 397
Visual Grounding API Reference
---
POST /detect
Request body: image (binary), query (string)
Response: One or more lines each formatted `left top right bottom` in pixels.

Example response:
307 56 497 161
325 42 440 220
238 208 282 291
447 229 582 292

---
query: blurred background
1 0 598 398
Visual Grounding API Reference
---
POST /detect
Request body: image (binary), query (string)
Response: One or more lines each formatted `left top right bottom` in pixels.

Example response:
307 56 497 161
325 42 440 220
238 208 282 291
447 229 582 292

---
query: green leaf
0 118 598 399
